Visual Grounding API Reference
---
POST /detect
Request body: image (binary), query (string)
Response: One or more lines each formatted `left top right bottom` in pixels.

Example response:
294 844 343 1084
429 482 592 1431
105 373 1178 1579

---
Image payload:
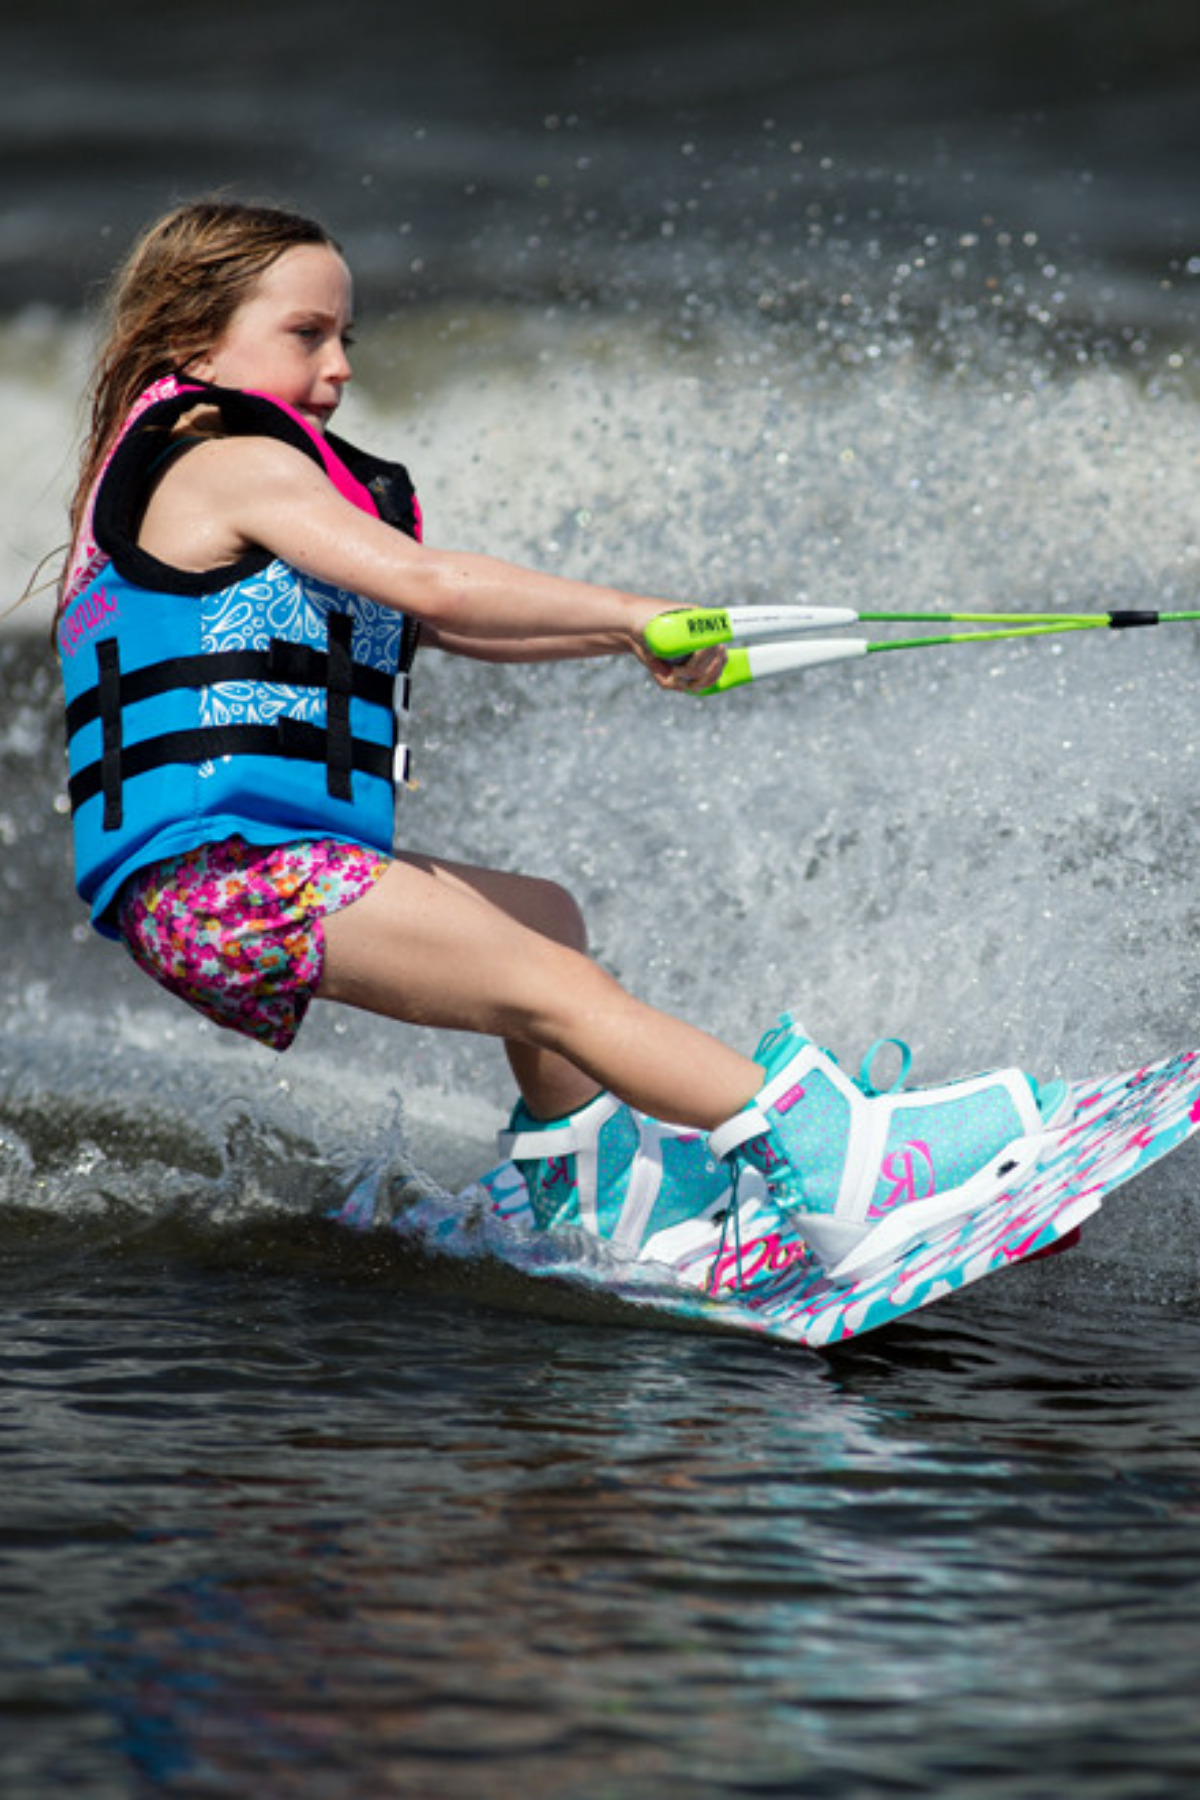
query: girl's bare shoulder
138 429 325 569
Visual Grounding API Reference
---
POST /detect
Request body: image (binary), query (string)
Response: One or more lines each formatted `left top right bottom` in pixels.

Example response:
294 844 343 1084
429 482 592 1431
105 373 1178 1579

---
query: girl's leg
317 851 761 1128
384 853 600 1118
318 851 1064 1278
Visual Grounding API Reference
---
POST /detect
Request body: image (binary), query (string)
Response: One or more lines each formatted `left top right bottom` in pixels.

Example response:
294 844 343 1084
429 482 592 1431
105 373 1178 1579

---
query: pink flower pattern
117 836 389 1050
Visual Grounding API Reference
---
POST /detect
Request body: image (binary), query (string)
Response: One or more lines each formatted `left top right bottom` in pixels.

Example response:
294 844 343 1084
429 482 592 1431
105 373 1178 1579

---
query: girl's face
188 244 355 431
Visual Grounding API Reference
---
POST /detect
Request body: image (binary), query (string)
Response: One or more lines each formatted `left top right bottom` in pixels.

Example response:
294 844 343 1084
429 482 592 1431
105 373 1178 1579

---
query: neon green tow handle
645 604 859 660
644 608 735 658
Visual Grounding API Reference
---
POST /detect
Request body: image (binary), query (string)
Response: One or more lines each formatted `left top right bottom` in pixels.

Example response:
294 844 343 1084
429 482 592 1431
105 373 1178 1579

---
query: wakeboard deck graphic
335 1051 1200 1348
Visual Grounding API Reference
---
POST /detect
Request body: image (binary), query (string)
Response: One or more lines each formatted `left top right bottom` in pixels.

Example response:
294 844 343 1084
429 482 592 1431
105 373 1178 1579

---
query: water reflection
1 1267 1191 1794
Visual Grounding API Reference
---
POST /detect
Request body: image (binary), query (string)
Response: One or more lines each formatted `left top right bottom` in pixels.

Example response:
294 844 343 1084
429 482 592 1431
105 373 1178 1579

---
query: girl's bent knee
528 875 588 953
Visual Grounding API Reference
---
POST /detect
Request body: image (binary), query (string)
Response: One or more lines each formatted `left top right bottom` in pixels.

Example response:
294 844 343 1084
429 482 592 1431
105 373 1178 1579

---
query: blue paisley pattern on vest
197 560 407 766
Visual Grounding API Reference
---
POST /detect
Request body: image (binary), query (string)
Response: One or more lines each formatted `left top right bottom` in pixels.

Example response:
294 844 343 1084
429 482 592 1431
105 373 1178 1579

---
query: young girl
56 197 1066 1280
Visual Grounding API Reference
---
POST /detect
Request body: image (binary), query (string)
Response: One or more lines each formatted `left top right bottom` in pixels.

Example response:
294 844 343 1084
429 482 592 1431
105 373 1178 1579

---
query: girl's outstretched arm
417 619 726 691
142 433 698 661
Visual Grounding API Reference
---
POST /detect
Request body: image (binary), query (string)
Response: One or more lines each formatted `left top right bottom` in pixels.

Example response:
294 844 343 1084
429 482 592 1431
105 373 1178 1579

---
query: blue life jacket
59 384 421 937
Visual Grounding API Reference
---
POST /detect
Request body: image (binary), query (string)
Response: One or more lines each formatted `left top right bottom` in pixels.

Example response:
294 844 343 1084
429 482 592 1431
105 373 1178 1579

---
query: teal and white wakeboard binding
710 1013 1070 1281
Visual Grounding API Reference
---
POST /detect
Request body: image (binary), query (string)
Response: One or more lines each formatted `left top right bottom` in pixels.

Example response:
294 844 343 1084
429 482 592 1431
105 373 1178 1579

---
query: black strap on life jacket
96 639 125 832
68 632 397 824
64 638 396 740
325 611 354 802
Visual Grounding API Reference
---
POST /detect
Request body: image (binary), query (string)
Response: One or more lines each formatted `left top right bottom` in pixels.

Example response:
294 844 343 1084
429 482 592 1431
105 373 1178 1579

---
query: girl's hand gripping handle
644 606 868 693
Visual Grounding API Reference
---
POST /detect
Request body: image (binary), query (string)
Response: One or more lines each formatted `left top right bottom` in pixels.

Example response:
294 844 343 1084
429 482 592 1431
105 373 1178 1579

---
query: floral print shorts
117 837 390 1051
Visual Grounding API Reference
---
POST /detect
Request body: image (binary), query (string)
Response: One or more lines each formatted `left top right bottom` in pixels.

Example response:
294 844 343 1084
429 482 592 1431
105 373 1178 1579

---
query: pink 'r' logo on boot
878 1141 935 1211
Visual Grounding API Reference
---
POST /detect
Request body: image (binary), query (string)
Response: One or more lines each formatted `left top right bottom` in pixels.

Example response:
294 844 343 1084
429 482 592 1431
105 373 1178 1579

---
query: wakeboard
336 1050 1200 1348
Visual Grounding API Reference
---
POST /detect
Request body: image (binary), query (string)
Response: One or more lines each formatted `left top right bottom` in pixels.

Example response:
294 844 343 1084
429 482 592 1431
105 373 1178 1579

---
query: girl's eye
291 324 354 352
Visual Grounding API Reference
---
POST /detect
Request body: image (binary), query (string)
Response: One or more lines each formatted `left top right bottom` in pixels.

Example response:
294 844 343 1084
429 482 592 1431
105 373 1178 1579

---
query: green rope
866 619 1111 655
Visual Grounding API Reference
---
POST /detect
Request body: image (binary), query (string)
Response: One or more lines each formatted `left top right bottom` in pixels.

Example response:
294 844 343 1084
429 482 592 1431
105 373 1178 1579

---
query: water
5 2 1200 1793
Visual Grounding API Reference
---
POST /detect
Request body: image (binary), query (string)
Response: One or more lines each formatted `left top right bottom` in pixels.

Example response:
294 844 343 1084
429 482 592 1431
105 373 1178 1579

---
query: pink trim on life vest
242 387 377 514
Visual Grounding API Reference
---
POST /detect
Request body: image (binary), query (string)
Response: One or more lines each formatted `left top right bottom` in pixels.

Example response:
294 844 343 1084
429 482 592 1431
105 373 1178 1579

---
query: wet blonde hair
62 197 337 610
